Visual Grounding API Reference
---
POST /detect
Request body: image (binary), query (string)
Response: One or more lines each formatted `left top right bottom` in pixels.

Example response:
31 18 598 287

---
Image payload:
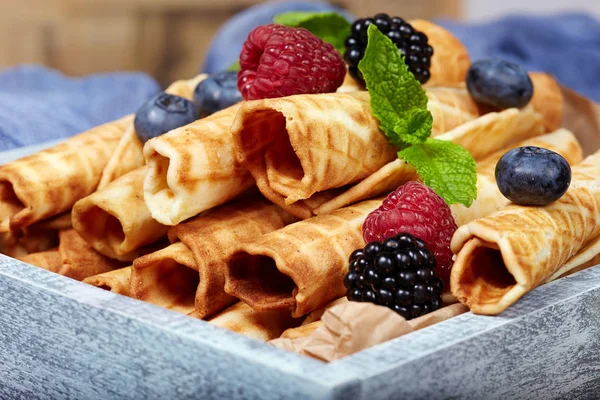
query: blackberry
343 13 433 85
344 232 444 320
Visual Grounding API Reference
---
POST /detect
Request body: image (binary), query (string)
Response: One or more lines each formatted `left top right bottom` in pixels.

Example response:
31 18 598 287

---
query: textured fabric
437 13 600 102
0 65 159 152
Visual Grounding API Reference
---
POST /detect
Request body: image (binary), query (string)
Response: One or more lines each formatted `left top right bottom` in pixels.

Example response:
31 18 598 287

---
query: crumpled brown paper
270 301 468 362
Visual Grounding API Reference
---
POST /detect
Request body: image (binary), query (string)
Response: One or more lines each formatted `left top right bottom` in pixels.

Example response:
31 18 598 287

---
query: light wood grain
0 0 462 85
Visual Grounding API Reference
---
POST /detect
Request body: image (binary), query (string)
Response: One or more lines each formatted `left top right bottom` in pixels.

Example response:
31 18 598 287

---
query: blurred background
2 0 600 86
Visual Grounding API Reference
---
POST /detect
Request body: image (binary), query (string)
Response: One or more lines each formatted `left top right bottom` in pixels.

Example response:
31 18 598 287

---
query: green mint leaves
358 24 477 207
274 11 351 54
399 139 477 206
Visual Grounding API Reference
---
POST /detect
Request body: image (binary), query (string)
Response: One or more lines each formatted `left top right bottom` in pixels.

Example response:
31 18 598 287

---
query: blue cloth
0 65 159 152
437 13 600 102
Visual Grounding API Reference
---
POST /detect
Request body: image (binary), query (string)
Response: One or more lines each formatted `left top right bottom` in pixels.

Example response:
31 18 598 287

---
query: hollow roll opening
456 239 518 307
0 180 26 229
144 149 179 225
226 252 296 311
239 110 304 183
133 259 199 313
75 205 125 257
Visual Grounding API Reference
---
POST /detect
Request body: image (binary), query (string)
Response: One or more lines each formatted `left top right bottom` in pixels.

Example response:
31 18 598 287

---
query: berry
134 92 199 143
345 233 444 320
343 14 432 85
194 71 243 117
466 59 533 110
495 146 571 206
362 181 458 283
237 24 346 100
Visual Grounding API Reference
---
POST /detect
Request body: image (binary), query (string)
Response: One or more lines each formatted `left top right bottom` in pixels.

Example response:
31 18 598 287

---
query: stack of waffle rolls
2 19 596 343
129 196 297 318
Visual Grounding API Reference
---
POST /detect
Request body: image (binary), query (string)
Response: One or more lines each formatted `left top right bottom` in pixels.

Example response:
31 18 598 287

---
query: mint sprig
274 11 351 54
358 24 477 207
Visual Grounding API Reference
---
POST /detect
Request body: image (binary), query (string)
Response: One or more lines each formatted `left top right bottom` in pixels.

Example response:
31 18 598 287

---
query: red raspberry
363 181 458 283
237 24 346 100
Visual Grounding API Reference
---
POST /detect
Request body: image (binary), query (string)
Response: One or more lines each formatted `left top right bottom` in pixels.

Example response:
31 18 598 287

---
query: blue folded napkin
437 13 600 102
0 65 159 152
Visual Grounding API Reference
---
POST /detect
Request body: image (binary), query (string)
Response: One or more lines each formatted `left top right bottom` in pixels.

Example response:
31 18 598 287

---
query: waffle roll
72 167 168 261
225 199 382 318
451 149 600 315
411 19 471 87
231 88 483 219
313 104 545 215
168 196 297 318
452 128 583 226
98 74 207 188
143 103 253 226
83 266 132 296
130 242 198 314
130 196 296 318
0 115 132 232
207 301 302 342
16 250 62 273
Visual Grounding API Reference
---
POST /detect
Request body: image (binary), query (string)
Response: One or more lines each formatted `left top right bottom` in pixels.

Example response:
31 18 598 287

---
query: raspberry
344 233 444 320
237 24 346 100
344 13 433 85
362 181 457 283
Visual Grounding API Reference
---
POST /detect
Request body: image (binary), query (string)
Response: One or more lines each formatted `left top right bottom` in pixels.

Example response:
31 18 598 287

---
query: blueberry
194 72 243 117
466 59 534 109
134 92 199 143
495 146 571 206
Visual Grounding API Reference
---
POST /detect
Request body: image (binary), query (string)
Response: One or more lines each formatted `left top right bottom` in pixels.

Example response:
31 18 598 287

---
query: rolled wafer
168 196 297 318
225 199 382 318
130 196 297 318
83 266 132 296
450 149 600 315
231 89 483 219
143 103 254 225
0 211 74 258
72 167 168 261
411 19 471 87
530 72 564 132
130 242 198 315
58 229 125 281
98 74 207 188
0 115 132 232
451 128 583 226
17 249 62 273
207 301 302 342
313 104 545 215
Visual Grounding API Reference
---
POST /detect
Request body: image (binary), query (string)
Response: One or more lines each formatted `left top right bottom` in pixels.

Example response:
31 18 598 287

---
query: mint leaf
357 24 430 141
398 138 477 206
227 60 240 72
394 109 432 147
274 12 351 54
358 23 477 207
